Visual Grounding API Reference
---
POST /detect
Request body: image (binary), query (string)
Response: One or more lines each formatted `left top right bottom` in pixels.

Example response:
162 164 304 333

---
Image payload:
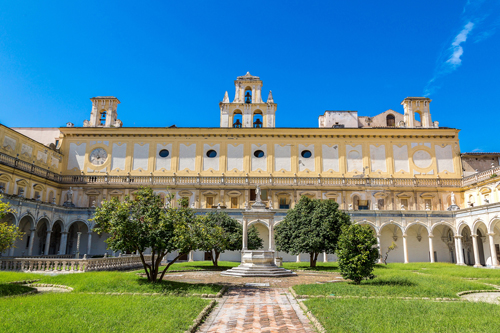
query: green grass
0 284 33 296
38 271 222 295
306 298 500 332
282 262 339 271
0 293 209 333
0 270 222 295
293 262 500 298
141 260 240 273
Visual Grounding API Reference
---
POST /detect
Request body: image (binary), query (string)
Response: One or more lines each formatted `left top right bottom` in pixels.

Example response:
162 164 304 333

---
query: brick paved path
199 288 315 333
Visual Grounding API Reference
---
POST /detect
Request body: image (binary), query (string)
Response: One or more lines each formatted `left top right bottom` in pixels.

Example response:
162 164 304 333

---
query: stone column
268 221 273 251
28 229 35 256
456 236 465 265
242 218 248 250
44 230 52 255
488 233 499 267
76 232 82 258
188 250 194 262
323 251 328 263
402 234 409 263
296 255 301 263
428 234 435 263
87 232 92 255
472 234 481 267
377 234 383 264
59 232 68 255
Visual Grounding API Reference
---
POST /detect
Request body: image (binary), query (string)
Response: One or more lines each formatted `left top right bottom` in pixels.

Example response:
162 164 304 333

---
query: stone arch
386 113 395 127
460 225 474 265
405 222 431 262
457 221 471 235
247 220 268 250
430 221 456 235
489 217 500 234
356 220 378 235
472 219 488 235
232 110 242 128
18 212 36 229
48 220 64 255
66 220 89 256
0 211 19 255
34 217 50 255
252 110 263 128
379 222 404 263
432 223 456 263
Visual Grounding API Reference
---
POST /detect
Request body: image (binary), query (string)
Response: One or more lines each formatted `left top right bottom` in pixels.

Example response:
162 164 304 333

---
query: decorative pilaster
59 232 68 255
28 229 35 256
377 234 383 264
242 218 248 250
87 232 92 255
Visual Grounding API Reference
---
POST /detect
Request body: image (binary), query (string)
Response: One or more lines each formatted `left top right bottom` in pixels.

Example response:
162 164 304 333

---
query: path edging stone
184 299 216 333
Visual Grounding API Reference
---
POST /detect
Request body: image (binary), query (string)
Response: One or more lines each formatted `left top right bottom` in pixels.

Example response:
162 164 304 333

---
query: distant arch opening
100 110 107 126
386 114 395 127
244 87 252 104
253 111 263 128
414 111 421 126
233 111 242 128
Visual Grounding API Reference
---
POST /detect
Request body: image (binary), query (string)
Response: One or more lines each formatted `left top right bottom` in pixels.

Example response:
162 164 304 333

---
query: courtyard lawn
0 271 222 295
283 261 339 271
0 293 209 333
293 262 500 298
305 298 500 333
146 260 240 272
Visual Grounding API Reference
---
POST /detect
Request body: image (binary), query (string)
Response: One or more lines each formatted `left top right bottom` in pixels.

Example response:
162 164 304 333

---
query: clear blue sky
1 1 499 152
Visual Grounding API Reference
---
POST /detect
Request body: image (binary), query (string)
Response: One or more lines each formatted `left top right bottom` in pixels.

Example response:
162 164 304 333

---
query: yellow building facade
1 73 499 266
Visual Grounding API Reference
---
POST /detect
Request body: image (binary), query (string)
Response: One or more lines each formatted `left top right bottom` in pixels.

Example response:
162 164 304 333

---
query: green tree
274 196 351 267
337 224 379 284
92 187 202 283
200 211 263 266
0 194 23 254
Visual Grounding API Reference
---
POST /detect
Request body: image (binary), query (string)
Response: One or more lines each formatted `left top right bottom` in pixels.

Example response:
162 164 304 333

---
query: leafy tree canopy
337 224 379 284
274 196 351 267
199 211 263 266
0 195 23 254
92 187 203 282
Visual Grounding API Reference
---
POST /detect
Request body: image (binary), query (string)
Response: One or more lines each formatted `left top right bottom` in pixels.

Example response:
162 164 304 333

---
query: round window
301 150 312 158
206 150 217 158
254 150 265 158
159 149 169 158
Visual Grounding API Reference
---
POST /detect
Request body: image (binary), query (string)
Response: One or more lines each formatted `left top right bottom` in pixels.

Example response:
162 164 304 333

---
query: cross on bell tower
219 72 277 128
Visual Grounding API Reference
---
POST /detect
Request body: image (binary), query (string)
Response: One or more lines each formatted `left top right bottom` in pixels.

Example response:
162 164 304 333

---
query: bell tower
84 96 123 128
401 97 437 128
219 72 277 128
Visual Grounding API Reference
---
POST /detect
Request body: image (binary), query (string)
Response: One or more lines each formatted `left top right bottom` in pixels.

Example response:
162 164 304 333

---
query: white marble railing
462 166 500 187
0 255 151 273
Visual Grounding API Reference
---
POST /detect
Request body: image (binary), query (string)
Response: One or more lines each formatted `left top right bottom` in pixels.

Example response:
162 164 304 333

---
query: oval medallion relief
412 150 432 169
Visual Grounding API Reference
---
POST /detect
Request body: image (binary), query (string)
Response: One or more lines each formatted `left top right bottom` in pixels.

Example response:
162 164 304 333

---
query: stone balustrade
462 165 500 187
0 254 151 273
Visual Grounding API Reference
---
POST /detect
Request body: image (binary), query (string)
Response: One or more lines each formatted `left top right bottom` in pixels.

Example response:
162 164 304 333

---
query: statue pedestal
221 250 296 277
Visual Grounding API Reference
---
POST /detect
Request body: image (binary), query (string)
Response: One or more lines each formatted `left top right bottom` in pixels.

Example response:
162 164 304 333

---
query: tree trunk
310 253 316 267
213 250 219 267
158 253 183 281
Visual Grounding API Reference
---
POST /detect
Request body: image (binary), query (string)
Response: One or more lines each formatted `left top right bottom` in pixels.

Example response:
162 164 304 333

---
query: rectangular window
378 199 384 210
206 196 214 208
358 200 369 210
425 199 432 210
231 197 238 209
250 189 267 201
26 235 30 249
279 197 290 209
401 199 408 209
88 196 97 207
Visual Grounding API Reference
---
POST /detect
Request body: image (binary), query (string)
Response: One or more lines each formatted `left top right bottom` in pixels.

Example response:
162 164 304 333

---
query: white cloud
446 22 474 67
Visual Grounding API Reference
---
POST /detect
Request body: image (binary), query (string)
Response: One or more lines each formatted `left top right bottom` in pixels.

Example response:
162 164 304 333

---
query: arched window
253 111 263 128
244 88 252 104
352 195 359 210
414 112 421 126
386 114 395 127
233 111 242 128
100 111 107 126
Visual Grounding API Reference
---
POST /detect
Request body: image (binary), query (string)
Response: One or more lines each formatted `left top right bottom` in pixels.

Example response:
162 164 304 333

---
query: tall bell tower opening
220 72 277 128
84 96 123 128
